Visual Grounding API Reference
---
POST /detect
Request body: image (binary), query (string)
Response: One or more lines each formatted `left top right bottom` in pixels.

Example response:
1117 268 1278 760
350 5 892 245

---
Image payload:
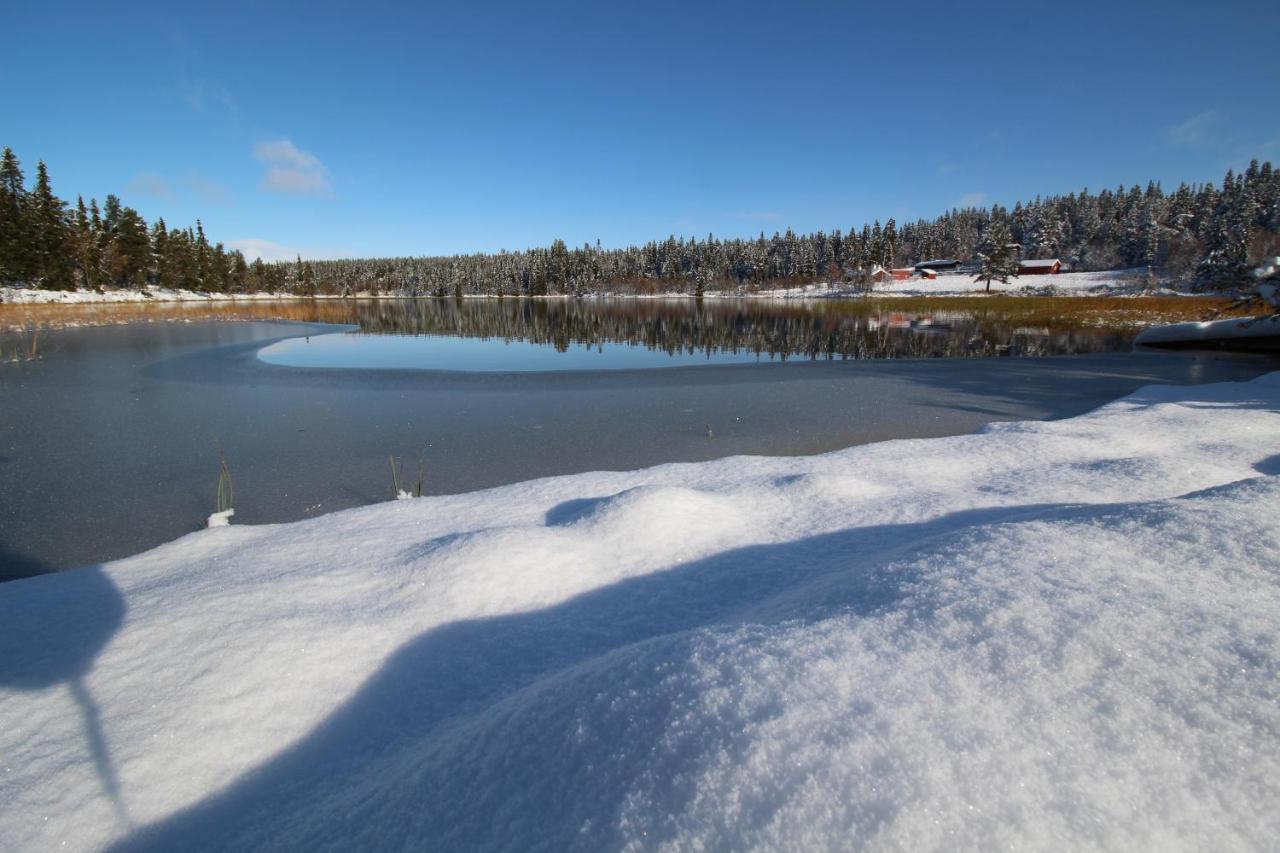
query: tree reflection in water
339 298 1138 360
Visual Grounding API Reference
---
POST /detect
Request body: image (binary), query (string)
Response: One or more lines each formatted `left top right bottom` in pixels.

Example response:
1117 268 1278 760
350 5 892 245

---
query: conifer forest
3 146 1277 298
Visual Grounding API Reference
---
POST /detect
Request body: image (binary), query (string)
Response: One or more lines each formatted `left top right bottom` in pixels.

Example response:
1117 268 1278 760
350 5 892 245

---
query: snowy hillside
1 268 1198 305
2 374 1279 851
753 268 1191 299
0 285 316 305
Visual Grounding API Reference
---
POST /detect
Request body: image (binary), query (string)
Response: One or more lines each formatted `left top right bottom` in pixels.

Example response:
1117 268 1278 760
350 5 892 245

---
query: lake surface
252 297 1134 371
4 295 1177 362
2 298 1276 580
259 333 768 371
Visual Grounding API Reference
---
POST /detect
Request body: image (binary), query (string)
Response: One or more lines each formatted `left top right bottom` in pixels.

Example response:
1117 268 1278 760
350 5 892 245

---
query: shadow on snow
0 547 131 830
110 499 1085 851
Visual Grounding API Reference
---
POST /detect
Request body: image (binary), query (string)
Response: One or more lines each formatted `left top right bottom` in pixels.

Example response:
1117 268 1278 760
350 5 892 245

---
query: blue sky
3 0 1277 260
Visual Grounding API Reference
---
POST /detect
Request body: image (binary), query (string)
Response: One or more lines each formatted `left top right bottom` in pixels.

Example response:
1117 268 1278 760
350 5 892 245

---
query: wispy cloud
1162 110 1218 148
955 192 987 209
176 77 239 122
253 139 332 196
185 173 230 204
126 173 173 199
226 238 301 262
226 238 352 262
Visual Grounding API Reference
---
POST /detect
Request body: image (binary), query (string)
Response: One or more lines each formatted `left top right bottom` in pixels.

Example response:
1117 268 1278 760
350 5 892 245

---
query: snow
1136 313 1280 347
0 286 308 305
1 373 1279 851
205 509 234 528
1 268 1203 306
751 268 1188 298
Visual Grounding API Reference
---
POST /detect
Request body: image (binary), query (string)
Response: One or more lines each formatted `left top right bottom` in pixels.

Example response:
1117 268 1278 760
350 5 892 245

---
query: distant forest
2 146 1277 297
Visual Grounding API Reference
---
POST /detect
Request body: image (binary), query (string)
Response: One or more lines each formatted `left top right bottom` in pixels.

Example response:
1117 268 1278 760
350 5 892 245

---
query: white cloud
253 139 332 196
181 79 238 119
1162 111 1218 148
225 238 301 263
955 192 987 209
185 173 230 204
127 173 173 198
227 238 352 262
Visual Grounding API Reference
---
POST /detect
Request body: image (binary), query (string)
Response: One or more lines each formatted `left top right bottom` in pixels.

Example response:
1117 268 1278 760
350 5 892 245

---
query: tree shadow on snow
0 548 131 829
110 499 1085 852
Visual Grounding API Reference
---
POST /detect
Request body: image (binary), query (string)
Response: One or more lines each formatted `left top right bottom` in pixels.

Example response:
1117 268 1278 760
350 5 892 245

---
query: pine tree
974 217 1020 292
30 161 75 289
103 206 150 286
74 196 103 290
0 148 33 284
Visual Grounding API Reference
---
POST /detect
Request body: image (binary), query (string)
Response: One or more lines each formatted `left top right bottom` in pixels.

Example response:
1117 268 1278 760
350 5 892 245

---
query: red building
1019 259 1062 275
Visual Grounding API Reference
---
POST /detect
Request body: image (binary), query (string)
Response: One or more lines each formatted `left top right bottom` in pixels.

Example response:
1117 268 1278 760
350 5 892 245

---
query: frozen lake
2 298 1276 580
259 332 767 371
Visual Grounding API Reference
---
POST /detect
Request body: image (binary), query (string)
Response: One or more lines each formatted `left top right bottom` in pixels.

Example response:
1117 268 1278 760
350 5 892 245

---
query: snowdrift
1135 313 1280 351
2 373 1279 851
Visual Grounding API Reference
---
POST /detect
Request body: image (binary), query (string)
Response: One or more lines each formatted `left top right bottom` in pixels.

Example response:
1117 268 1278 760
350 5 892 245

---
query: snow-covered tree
974 217 1020 292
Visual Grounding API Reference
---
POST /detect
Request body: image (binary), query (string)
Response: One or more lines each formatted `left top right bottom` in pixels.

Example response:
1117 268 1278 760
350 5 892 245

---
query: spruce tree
30 161 75 290
112 207 151 286
0 148 33 284
975 217 1020 292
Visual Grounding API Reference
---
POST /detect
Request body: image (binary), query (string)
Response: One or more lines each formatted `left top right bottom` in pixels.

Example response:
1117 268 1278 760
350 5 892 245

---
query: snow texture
205 509 234 528
0 286 307 305
1 373 1279 851
1135 313 1280 346
759 268 1190 298
2 268 1192 306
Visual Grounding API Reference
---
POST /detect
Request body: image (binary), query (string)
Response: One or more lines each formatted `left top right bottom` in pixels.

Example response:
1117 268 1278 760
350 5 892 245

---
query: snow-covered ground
2 373 1279 850
751 268 1195 299
0 285 312 305
1136 313 1280 347
1 269 1203 305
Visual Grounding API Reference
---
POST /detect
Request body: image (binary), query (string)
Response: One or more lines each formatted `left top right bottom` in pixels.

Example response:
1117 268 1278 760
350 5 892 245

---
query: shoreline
2 319 1275 579
0 269 1247 308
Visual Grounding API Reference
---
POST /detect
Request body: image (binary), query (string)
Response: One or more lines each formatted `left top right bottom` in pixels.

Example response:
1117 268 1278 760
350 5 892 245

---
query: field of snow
1136 313 1280 348
0 285 311 305
2 269 1196 306
754 268 1193 299
2 372 1279 850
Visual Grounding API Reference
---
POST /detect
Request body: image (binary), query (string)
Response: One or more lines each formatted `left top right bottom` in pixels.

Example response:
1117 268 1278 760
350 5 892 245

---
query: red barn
1019 258 1061 275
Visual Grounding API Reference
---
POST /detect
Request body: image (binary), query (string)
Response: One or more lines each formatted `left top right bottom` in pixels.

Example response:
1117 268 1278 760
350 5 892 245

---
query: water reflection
3 297 1149 364
330 298 1137 361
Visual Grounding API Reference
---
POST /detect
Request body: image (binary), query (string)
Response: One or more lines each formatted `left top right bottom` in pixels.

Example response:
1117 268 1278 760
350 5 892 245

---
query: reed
389 454 402 498
389 453 425 499
215 449 234 514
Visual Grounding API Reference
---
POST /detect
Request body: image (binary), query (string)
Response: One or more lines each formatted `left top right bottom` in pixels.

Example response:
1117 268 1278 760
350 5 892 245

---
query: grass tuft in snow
208 447 234 527
389 453 425 500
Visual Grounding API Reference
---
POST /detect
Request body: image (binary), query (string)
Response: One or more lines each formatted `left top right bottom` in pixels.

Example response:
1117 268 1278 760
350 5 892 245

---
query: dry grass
0 294 1247 335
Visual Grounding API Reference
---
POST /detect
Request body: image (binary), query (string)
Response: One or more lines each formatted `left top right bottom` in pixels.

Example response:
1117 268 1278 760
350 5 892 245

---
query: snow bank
742 268 1191 299
0 286 306 305
2 373 1279 851
1136 313 1280 349
2 269 1199 306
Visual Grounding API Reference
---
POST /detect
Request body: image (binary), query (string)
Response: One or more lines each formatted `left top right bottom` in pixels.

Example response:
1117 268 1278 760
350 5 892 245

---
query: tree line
0 148 283 294
2 145 1277 297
